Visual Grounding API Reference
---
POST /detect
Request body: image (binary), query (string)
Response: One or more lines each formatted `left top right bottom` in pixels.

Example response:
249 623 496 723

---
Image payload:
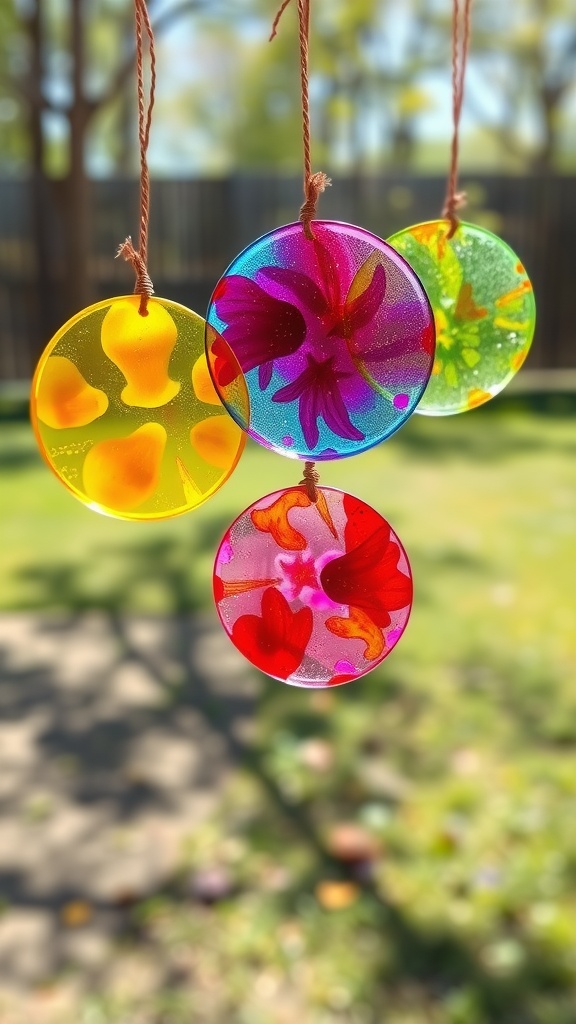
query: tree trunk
390 119 416 172
531 85 560 174
27 0 58 354
63 0 91 316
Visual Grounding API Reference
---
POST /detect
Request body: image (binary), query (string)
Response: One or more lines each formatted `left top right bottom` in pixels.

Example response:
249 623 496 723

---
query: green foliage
3 0 576 176
229 26 304 171
459 0 576 171
0 0 29 171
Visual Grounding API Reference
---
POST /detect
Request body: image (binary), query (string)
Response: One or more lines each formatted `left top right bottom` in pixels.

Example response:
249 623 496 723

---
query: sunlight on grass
1 401 576 1023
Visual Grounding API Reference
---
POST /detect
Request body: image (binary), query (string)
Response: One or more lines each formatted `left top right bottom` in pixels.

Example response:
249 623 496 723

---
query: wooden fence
0 174 574 380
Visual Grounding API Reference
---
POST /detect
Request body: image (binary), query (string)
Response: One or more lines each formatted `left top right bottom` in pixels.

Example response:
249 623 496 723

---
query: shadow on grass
457 649 576 748
0 530 573 1021
14 525 230 612
12 528 493 616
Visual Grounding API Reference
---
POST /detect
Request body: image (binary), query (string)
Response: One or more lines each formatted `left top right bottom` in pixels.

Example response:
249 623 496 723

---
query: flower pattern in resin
206 221 435 459
213 486 413 687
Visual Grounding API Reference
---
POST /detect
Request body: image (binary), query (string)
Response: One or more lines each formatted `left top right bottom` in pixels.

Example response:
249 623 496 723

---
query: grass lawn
1 399 576 1023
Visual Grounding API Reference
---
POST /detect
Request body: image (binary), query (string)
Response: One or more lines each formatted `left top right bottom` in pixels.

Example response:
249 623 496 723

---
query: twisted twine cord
116 0 156 315
270 0 330 239
116 237 154 302
300 461 319 502
442 0 473 239
300 171 331 239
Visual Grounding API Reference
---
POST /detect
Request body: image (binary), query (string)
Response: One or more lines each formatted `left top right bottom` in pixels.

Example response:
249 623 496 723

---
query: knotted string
442 0 473 239
299 460 319 502
116 0 156 315
270 0 330 239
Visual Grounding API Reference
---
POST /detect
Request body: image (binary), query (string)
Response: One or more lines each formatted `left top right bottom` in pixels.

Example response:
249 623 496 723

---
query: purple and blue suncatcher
205 220 435 460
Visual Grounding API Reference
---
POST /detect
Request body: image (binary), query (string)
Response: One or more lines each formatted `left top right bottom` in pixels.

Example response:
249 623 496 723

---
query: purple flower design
212 226 432 448
212 275 307 389
272 354 365 449
259 250 386 343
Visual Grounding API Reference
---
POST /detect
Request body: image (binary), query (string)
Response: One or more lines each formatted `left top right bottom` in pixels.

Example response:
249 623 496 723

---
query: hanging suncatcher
30 0 245 520
208 0 433 686
387 0 536 416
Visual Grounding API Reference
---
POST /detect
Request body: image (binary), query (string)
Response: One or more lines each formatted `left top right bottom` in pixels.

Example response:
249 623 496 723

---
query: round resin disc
387 220 536 415
213 486 413 687
31 295 247 520
205 220 435 460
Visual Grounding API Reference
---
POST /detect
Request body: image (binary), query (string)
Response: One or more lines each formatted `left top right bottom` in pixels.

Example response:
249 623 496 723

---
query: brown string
299 461 319 502
116 0 156 315
270 0 330 239
116 237 154 299
442 0 472 239
300 171 330 239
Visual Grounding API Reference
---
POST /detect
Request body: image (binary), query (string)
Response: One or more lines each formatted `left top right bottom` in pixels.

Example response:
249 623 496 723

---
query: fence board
0 174 574 379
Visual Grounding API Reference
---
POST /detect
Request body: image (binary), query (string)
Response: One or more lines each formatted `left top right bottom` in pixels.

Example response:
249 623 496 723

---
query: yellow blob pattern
36 356 108 429
191 353 220 405
83 422 167 511
191 415 244 470
30 295 248 520
101 296 180 408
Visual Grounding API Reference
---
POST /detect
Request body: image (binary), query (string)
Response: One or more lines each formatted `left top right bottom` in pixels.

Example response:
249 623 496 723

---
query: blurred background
1 1 576 1022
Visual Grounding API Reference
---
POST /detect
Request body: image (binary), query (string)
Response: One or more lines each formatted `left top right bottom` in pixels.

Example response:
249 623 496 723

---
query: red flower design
420 322 435 356
327 671 358 687
210 336 241 389
231 587 313 680
320 495 412 630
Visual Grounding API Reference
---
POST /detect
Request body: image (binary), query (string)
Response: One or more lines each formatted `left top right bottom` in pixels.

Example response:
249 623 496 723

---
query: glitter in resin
387 220 536 415
205 221 435 459
213 486 413 687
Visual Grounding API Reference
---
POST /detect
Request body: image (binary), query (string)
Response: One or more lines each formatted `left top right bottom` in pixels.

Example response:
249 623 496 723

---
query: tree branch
86 0 220 120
